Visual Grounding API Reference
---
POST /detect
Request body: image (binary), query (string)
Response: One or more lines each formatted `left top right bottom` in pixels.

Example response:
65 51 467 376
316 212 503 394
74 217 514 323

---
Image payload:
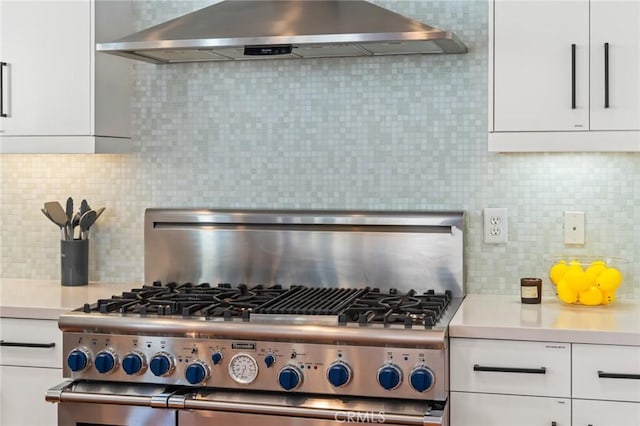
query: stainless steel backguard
144 209 465 297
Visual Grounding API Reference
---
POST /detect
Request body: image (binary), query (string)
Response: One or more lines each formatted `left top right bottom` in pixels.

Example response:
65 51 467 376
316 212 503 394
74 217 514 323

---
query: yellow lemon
567 260 584 271
584 271 598 287
596 267 623 292
564 268 590 292
549 261 568 285
557 279 579 304
601 290 616 305
579 286 603 306
586 260 607 277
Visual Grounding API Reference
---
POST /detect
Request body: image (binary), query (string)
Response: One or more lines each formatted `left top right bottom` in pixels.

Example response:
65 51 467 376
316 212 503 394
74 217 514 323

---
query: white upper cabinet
0 0 132 153
590 1 640 131
492 1 590 132
489 0 640 152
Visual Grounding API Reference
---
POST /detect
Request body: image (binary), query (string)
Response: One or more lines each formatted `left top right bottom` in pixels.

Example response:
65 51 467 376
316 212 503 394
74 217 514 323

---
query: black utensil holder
61 239 88 286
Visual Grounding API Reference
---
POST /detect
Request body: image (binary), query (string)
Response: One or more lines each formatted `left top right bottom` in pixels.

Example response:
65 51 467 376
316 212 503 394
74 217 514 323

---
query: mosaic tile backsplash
1 0 639 298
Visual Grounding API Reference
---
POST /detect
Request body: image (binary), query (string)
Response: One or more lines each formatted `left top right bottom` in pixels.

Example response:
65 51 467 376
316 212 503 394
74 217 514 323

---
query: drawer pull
473 364 546 374
604 42 609 108
0 340 56 349
571 43 576 109
598 370 640 380
0 61 7 117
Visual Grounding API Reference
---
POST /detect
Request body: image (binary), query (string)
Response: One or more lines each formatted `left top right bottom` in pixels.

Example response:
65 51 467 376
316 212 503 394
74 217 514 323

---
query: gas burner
338 289 452 328
83 282 288 318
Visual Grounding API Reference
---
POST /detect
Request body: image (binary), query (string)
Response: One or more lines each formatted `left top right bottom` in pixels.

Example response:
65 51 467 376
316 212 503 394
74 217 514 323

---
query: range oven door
46 380 177 426
172 389 448 426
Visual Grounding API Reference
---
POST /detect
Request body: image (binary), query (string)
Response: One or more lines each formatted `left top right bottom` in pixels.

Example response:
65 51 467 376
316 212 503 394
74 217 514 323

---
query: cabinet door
450 391 571 426
0 318 62 368
590 0 640 131
573 399 640 426
493 0 589 132
450 338 571 397
0 365 61 426
573 344 640 402
0 0 91 135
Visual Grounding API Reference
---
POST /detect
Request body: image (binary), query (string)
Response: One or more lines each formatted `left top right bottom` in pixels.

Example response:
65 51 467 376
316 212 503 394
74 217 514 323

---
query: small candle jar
520 278 542 304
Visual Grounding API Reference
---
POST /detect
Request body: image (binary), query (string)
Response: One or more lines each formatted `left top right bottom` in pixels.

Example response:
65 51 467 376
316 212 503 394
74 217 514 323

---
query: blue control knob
95 350 117 374
327 362 352 388
150 353 174 377
410 367 435 393
122 352 145 375
185 361 209 385
377 364 402 390
278 366 302 390
211 351 223 365
264 354 276 368
67 349 90 372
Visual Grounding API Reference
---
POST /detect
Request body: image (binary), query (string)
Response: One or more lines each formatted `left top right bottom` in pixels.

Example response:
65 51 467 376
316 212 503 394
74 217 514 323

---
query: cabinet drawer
0 318 62 368
573 399 640 426
573 344 640 402
0 365 61 426
450 391 571 426
450 338 570 397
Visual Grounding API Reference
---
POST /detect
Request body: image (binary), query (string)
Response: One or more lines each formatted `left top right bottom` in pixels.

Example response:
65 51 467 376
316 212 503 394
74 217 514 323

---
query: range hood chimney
97 0 468 63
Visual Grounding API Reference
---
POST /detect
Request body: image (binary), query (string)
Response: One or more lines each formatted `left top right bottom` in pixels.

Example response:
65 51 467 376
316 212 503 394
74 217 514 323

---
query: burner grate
81 283 452 328
338 289 452 329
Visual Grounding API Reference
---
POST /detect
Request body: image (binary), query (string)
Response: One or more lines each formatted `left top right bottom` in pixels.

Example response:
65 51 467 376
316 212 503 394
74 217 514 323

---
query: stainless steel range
47 209 465 426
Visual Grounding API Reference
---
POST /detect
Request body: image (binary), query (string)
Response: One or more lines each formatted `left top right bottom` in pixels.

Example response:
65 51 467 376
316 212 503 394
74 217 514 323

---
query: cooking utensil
80 199 90 217
65 197 74 241
78 200 91 240
41 208 57 226
93 207 106 222
44 201 69 240
71 212 81 239
79 210 97 240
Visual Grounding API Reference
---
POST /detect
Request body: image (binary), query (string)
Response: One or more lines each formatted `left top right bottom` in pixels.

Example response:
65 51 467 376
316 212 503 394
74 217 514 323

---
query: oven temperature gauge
228 353 259 384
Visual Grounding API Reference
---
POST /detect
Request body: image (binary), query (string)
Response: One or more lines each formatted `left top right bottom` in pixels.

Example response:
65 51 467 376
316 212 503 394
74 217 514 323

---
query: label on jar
521 286 539 299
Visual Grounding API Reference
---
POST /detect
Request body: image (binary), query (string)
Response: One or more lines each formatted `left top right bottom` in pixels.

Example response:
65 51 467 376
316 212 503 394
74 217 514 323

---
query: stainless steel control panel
63 333 448 401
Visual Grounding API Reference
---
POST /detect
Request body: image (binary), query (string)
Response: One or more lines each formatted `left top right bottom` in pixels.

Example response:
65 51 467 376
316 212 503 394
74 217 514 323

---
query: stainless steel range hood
96 0 468 64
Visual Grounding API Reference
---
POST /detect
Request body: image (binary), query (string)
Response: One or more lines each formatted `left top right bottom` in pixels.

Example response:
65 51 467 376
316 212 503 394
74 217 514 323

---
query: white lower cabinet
450 392 571 426
0 365 61 426
450 338 571 397
450 338 640 426
450 338 571 426
572 399 640 426
572 344 640 403
572 343 640 426
0 318 62 426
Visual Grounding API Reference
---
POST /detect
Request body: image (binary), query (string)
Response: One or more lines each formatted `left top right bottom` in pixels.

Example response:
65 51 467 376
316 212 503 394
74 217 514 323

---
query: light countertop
0 278 137 320
450 294 640 346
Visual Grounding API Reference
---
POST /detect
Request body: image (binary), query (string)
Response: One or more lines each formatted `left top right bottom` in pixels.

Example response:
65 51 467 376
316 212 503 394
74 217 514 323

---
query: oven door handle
171 395 442 425
46 381 172 408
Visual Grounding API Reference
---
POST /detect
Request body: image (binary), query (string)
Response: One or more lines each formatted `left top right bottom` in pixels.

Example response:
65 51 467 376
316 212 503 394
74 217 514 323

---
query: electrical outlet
483 207 508 244
564 211 585 244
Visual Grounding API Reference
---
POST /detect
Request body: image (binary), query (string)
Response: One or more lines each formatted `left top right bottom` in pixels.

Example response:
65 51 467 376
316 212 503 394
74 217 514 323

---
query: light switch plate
564 211 585 245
